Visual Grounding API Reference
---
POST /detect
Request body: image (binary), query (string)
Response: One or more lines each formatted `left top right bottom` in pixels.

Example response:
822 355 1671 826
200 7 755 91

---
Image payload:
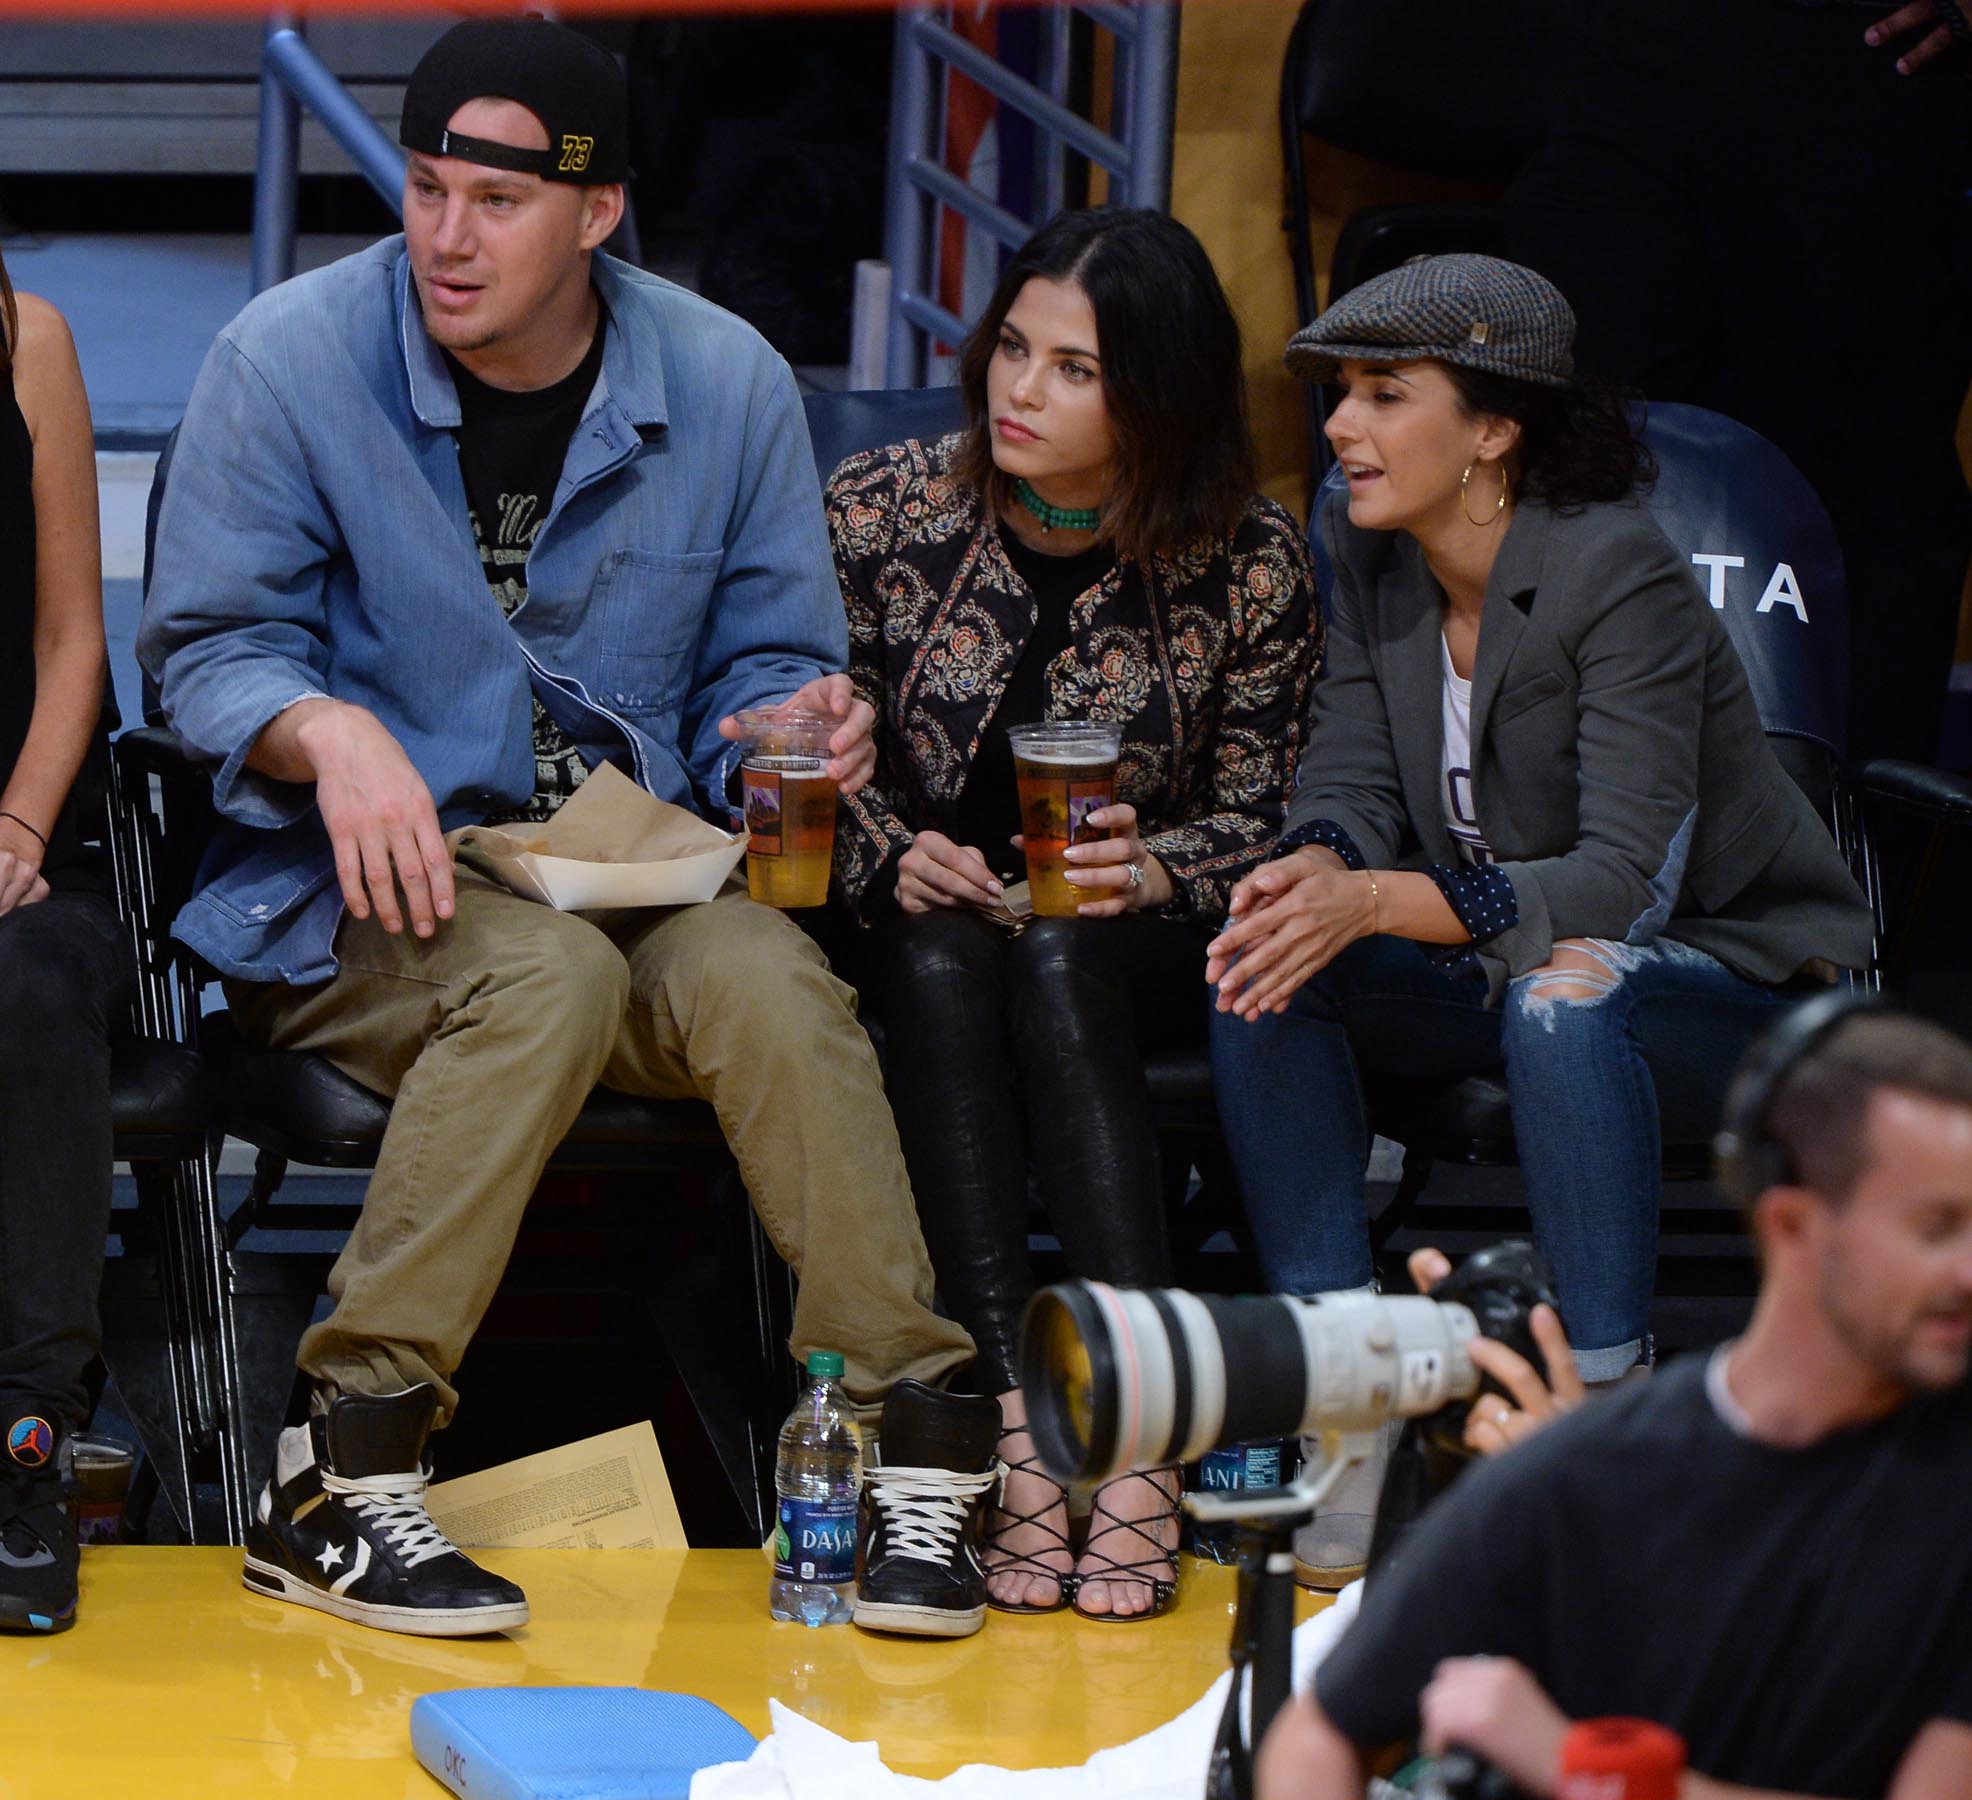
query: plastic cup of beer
1007 721 1125 918
64 1433 137 1546
737 709 839 910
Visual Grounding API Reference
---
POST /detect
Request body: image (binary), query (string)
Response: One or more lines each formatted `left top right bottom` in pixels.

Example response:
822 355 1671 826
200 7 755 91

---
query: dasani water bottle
769 1350 861 1626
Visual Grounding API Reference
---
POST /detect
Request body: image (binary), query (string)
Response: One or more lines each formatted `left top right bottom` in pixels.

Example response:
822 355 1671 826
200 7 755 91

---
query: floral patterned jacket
824 435 1323 922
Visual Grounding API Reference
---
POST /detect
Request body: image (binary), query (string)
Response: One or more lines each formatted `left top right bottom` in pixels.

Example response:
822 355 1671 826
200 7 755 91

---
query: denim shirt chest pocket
594 546 722 713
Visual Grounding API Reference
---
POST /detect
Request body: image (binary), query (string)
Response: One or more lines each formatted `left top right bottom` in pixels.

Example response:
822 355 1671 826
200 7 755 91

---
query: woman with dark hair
1208 254 1871 1589
827 207 1320 1622
0 249 131 1634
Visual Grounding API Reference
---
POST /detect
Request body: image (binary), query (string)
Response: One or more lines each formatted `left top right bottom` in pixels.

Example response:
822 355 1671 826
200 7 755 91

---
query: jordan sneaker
0 1403 76 1634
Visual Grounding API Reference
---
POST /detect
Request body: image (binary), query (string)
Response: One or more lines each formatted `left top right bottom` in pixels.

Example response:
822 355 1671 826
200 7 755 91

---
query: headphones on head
1714 987 1883 1207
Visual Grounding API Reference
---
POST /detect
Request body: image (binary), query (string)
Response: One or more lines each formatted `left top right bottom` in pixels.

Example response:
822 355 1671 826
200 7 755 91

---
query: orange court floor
7 1547 1332 1798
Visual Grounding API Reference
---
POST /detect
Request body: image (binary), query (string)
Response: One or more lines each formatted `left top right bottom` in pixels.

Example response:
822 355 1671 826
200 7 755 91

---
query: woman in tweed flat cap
1208 253 1871 1587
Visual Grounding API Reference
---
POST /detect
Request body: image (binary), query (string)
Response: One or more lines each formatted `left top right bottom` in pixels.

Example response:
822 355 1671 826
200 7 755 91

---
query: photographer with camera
1403 1246 1583 1459
1255 996 1972 1800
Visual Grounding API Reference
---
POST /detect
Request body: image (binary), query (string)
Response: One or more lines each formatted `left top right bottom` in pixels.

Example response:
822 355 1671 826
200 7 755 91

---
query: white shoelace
322 1467 459 1569
863 1464 999 1562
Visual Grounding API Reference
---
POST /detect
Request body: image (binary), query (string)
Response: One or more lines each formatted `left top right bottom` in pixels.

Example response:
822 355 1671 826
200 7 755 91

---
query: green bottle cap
806 1351 845 1379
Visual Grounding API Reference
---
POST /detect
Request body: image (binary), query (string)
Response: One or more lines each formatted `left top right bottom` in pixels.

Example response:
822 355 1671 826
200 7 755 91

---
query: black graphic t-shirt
447 316 608 822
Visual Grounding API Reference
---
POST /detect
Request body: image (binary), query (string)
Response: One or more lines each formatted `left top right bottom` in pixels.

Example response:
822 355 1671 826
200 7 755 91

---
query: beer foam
1012 740 1114 768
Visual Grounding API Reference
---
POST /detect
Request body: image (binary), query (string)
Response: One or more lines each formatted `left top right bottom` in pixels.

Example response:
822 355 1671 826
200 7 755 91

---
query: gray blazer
1289 493 1872 993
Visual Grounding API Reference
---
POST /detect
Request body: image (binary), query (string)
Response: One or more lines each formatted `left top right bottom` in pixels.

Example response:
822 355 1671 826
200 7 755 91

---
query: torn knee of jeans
1512 942 1624 1026
1521 968 1618 1001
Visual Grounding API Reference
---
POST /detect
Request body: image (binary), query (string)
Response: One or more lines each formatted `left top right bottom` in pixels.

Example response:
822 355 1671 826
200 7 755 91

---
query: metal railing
251 16 408 296
882 2 1180 387
250 14 642 296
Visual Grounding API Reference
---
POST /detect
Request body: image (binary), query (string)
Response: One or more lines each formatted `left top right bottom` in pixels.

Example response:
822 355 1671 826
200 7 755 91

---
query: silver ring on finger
1125 859 1146 890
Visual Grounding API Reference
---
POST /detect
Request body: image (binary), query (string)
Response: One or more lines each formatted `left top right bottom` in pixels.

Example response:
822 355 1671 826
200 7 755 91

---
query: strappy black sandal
1072 1462 1180 1623
983 1424 1077 1615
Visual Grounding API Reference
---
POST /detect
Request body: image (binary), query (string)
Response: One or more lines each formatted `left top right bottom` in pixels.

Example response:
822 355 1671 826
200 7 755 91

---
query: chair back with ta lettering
1639 402 1848 787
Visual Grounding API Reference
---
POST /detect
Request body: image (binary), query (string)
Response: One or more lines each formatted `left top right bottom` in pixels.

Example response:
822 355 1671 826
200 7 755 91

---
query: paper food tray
459 762 748 911
490 840 746 910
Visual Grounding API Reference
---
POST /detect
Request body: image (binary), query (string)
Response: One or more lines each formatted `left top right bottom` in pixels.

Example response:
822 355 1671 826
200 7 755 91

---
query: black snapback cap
400 17 628 185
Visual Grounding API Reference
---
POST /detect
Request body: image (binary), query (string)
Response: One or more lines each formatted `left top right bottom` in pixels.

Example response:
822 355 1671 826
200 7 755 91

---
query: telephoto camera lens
1019 1281 1487 1485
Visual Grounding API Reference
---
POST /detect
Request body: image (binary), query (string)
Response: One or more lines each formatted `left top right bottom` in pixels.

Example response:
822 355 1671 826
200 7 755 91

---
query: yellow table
9 1547 1331 1798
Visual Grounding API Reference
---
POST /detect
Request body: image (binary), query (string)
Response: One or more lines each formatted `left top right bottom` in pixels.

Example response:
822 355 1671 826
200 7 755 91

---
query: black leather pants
855 909 1210 1393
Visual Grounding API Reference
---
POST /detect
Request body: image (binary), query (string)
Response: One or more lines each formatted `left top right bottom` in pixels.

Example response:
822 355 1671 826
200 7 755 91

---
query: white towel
690 1581 1362 1800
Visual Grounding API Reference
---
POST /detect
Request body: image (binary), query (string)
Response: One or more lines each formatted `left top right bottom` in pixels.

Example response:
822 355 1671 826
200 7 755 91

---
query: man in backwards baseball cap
395 17 630 376
400 17 630 187
141 17 979 1639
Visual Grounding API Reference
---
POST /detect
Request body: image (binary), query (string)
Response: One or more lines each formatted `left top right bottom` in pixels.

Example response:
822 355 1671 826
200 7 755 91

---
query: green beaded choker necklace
1013 477 1100 535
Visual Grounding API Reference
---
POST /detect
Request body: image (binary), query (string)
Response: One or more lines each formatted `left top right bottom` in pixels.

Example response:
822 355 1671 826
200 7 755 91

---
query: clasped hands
895 804 1168 916
1206 845 1376 1022
285 673 878 940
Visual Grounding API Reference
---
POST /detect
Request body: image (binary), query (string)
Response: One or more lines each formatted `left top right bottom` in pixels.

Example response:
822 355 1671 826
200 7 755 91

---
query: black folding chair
1851 759 1972 1035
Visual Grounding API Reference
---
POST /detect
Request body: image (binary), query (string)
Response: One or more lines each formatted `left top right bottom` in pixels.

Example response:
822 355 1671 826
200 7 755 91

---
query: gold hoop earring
1460 460 1509 528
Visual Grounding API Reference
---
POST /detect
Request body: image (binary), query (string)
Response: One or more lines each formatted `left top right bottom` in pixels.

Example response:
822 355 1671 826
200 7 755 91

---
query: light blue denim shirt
138 236 843 984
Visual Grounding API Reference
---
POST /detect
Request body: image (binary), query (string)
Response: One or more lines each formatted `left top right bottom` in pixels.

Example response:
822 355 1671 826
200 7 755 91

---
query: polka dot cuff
1426 862 1518 944
1271 823 1518 946
1273 818 1367 870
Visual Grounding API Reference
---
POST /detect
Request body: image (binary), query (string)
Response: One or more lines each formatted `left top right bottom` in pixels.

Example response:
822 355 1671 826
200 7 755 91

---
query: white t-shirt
1441 633 1496 866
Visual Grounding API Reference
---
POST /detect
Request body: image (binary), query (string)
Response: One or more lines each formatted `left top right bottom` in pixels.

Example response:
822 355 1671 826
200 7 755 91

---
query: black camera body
1418 1239 1560 1452
1368 1241 1561 1577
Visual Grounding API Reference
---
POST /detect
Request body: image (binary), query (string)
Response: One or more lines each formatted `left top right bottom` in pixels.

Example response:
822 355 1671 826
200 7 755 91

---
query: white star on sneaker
315 1541 345 1573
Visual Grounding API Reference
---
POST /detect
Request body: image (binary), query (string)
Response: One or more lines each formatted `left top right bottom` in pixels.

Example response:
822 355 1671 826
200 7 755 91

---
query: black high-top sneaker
854 1382 1001 1639
242 1385 528 1637
0 1403 76 1634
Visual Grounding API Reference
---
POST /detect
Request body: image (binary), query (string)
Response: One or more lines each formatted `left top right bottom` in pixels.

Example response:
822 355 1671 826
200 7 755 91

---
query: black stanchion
1203 1498 1314 1800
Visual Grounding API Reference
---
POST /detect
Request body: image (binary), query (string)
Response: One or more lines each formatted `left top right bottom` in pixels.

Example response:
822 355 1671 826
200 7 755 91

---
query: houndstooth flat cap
1285 253 1575 389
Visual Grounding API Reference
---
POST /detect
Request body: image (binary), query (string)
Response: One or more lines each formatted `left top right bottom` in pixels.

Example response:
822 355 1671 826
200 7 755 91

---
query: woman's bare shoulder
6 289 89 441
8 289 77 363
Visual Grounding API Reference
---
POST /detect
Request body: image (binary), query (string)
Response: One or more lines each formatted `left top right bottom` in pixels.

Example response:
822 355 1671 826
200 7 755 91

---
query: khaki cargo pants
225 848 975 1423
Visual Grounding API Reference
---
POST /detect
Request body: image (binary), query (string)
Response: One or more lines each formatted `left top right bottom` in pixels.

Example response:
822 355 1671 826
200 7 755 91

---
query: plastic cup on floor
65 1434 137 1545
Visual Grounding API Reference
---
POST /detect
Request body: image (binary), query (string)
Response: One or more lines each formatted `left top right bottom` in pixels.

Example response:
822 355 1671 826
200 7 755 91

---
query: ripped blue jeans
1208 933 1801 1380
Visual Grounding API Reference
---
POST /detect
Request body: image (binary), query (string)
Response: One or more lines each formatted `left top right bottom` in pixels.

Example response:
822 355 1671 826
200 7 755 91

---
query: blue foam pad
411 1687 757 1800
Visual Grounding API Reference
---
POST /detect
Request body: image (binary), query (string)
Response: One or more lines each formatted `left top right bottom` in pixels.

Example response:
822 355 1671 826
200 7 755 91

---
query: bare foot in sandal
1074 1463 1180 1620
985 1389 1076 1612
